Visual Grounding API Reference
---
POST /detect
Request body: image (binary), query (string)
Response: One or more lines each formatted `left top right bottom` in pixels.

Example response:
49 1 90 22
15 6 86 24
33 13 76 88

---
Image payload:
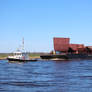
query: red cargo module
86 46 92 49
69 44 84 51
53 37 70 52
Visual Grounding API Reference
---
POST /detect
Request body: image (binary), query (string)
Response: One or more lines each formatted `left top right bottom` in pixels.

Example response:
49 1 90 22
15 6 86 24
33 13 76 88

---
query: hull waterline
7 58 37 62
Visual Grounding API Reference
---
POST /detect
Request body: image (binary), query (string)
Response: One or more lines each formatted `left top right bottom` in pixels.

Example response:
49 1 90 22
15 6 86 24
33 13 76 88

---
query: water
0 59 92 92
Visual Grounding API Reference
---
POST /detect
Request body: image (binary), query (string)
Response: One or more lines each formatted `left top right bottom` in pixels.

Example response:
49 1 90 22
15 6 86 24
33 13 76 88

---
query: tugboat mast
22 38 24 51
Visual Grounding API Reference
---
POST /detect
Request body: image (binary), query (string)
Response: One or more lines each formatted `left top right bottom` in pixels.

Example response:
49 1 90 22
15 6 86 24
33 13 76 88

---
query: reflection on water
0 60 92 92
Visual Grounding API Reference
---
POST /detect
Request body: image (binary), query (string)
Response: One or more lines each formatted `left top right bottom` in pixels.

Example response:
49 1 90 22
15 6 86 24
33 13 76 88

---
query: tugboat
7 38 37 62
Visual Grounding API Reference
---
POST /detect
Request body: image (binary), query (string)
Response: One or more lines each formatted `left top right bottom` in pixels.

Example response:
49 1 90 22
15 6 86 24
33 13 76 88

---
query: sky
0 0 92 53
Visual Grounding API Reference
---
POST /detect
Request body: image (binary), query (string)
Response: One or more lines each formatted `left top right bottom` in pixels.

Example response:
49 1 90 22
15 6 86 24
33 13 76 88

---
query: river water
0 59 92 92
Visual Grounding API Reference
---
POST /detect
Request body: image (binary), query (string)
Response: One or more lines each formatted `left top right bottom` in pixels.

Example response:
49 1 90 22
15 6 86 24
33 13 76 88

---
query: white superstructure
8 51 29 60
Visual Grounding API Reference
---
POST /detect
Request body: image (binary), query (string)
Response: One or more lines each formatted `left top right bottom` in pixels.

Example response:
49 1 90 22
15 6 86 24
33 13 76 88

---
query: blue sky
0 0 92 52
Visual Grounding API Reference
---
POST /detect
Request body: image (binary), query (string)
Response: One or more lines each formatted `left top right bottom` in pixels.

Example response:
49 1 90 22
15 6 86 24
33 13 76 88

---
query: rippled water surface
0 59 92 92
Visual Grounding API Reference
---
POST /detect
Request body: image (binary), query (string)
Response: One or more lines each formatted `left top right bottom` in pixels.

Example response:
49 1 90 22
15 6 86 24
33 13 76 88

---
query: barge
40 54 92 60
40 37 92 60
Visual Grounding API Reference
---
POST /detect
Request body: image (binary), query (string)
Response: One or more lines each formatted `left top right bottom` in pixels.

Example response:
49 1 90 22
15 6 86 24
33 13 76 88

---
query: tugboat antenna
22 38 24 51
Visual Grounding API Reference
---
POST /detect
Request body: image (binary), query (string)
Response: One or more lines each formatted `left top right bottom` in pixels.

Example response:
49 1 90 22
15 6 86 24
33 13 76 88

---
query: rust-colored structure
85 46 92 54
69 44 84 51
86 46 92 50
53 37 92 54
53 37 70 52
69 44 85 54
